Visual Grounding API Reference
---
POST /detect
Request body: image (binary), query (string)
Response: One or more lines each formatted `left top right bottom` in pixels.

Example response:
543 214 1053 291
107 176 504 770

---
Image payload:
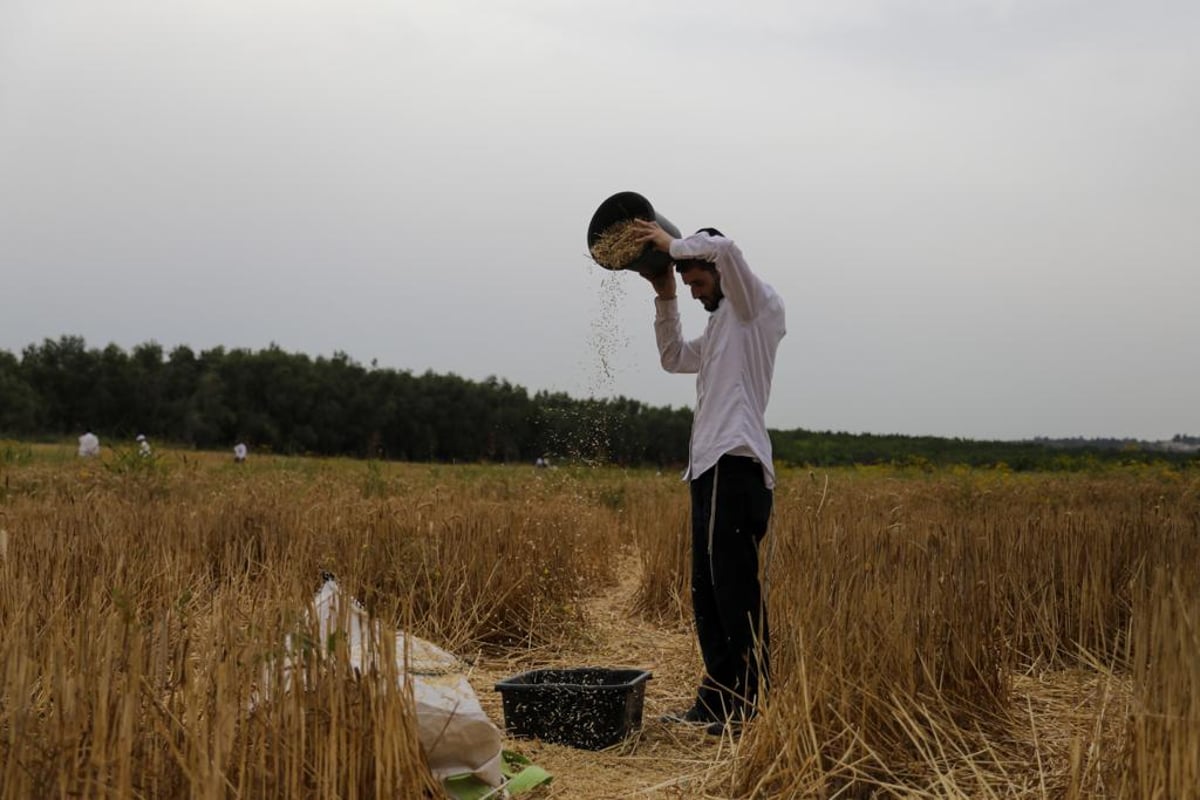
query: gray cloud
2 0 1196 440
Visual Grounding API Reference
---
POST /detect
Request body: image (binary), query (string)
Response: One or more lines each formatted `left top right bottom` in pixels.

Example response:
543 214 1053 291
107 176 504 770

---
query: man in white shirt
631 218 786 735
233 442 248 463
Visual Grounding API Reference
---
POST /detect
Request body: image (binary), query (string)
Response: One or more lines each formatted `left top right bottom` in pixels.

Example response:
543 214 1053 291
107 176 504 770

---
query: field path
469 550 738 799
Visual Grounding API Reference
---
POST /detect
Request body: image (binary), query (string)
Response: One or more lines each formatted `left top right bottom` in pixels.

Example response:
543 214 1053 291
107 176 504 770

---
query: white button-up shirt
654 233 786 488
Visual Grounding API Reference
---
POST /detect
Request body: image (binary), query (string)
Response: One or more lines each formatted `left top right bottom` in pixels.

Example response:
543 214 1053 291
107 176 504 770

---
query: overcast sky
2 0 1197 441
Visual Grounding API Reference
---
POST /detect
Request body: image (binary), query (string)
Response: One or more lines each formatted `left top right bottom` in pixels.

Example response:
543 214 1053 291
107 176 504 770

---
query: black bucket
587 191 681 277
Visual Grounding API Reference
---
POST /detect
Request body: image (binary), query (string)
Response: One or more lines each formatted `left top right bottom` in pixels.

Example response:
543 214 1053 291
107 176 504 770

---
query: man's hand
629 218 677 298
630 218 674 253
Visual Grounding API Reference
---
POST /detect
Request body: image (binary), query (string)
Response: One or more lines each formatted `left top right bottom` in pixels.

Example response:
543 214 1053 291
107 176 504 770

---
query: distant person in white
233 442 248 463
136 434 152 457
78 431 100 458
632 218 786 736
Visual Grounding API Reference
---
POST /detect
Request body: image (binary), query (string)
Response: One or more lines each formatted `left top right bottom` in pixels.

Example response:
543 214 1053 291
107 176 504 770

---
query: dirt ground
468 553 740 799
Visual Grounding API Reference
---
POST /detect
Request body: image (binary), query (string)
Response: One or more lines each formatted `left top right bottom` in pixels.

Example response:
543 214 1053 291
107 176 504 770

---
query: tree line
1 336 1193 471
0 336 691 465
770 429 1195 471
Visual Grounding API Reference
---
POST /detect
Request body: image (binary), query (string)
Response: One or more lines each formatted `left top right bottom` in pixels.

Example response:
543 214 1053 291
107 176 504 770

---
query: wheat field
1 442 1196 798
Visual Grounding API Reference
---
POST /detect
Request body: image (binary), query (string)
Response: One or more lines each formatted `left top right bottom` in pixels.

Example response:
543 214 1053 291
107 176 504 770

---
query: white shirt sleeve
654 297 702 374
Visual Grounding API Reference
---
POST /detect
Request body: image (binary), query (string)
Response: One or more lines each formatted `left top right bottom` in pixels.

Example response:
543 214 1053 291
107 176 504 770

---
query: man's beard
702 289 724 313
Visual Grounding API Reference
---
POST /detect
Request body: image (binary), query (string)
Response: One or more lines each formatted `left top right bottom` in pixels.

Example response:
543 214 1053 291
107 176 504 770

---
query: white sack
264 579 504 789
78 432 99 457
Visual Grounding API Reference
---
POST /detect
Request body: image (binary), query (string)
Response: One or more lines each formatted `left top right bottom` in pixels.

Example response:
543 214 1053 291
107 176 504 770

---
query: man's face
679 263 723 312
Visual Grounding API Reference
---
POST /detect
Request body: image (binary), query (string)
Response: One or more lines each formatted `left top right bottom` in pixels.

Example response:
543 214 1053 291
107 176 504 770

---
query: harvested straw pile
590 220 646 270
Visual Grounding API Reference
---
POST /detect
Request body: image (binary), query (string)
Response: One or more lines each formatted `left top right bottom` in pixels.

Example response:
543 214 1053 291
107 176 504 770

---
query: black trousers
689 454 773 719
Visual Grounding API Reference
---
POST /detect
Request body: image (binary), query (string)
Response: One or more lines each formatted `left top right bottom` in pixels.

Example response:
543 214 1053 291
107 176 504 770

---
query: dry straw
590 220 646 270
1 448 1198 797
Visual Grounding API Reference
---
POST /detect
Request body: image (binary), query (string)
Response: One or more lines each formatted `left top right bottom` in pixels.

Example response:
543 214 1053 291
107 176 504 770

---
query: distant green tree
8 336 1191 471
0 350 38 435
164 345 201 440
184 367 235 447
94 343 135 435
20 335 98 433
129 341 167 436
